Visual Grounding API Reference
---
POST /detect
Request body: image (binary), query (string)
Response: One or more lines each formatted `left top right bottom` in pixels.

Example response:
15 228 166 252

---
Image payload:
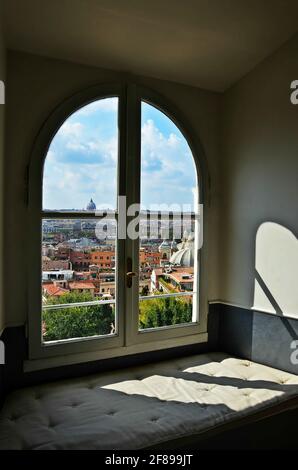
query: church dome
170 247 194 267
86 198 96 211
169 234 194 267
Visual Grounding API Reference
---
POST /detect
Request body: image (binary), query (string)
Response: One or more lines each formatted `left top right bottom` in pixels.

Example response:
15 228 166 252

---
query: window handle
126 271 137 288
126 257 137 287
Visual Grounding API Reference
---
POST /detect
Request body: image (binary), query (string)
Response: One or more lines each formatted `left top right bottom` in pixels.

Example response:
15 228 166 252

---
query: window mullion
115 85 128 349
124 84 141 346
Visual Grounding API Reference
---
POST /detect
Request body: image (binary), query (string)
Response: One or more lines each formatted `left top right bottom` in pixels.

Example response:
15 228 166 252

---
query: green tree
139 296 192 329
43 291 115 341
140 285 149 296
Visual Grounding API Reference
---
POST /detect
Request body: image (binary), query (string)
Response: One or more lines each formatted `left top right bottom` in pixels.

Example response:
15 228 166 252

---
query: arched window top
141 101 198 212
42 95 199 213
43 97 119 211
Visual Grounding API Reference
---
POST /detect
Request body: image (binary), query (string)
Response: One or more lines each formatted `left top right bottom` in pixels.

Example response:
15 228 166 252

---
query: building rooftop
68 281 95 290
42 283 68 297
167 272 194 284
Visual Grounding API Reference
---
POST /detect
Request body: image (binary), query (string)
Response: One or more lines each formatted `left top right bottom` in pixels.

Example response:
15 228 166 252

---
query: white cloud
43 112 197 210
140 119 197 207
43 160 117 210
59 121 83 138
87 135 118 163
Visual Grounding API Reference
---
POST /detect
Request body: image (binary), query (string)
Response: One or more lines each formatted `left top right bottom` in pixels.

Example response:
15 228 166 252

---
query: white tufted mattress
0 352 298 449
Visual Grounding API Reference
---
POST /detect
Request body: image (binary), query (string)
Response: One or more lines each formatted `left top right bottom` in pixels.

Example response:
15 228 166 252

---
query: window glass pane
141 102 197 210
139 295 193 330
42 97 119 343
43 302 116 342
139 102 198 330
42 214 117 343
43 97 118 211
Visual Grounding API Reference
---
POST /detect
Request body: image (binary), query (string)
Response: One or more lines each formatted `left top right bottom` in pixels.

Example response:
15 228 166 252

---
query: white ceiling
3 0 298 91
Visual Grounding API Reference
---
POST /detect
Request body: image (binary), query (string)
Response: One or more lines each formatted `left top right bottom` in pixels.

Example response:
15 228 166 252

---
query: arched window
29 85 205 360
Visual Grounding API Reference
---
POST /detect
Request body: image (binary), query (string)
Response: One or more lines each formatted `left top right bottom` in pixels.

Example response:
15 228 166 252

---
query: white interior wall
220 32 298 318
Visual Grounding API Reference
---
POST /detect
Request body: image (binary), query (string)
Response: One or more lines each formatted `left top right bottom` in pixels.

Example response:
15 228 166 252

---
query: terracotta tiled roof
168 272 194 283
68 281 95 290
43 283 68 296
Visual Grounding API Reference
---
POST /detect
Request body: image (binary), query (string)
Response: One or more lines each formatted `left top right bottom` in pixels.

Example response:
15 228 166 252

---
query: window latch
127 257 137 287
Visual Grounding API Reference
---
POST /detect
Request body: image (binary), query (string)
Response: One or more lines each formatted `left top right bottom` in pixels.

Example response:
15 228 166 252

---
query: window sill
24 332 208 372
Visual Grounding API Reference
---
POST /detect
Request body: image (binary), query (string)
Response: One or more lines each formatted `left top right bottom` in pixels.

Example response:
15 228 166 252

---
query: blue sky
43 98 197 211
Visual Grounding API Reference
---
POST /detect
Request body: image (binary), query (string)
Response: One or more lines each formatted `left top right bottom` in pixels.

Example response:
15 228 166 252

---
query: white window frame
27 82 208 363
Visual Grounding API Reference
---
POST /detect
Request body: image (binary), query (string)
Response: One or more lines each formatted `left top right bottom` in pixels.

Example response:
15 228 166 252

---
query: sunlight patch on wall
253 222 298 318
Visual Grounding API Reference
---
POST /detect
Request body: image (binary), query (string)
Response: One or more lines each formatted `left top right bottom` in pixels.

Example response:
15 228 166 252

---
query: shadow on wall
254 222 298 318
216 222 298 373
